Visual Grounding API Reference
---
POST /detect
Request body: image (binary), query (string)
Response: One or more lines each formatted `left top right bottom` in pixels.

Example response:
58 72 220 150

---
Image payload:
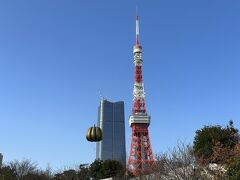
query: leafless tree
152 143 196 179
149 142 227 180
9 159 37 180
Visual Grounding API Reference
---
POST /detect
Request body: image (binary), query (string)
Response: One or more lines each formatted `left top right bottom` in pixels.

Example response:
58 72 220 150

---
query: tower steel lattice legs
128 124 155 175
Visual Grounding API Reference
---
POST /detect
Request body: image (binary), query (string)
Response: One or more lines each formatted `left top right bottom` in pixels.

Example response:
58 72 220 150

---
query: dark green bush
193 121 238 164
227 158 240 180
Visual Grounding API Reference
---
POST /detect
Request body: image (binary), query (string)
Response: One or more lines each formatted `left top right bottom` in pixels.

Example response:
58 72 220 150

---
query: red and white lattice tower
128 16 155 176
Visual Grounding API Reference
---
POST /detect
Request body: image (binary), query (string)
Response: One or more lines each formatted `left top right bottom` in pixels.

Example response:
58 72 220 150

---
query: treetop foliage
193 120 239 165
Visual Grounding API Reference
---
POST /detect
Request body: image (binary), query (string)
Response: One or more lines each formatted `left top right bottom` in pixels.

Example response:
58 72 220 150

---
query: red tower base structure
128 124 155 175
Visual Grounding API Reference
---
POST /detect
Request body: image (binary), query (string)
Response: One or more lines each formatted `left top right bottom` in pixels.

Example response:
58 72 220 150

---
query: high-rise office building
0 153 3 168
96 99 126 165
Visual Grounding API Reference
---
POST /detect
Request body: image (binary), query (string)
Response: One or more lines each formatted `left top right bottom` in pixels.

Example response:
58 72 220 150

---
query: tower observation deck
128 16 155 176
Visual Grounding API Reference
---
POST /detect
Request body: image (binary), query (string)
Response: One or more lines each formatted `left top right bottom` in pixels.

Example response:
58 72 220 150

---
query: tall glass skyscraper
0 153 3 168
96 100 126 165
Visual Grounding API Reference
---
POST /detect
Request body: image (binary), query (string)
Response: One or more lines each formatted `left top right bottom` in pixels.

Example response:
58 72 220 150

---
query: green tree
227 158 240 180
52 169 78 180
193 121 239 164
23 172 50 180
101 160 124 179
53 173 62 180
0 166 17 180
89 160 103 179
89 159 124 179
78 164 90 180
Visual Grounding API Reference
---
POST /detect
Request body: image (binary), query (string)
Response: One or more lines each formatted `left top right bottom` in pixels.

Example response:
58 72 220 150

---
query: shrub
227 158 240 180
193 121 239 164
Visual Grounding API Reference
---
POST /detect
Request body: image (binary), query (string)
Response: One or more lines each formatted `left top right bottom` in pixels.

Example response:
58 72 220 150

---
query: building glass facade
96 100 126 165
0 153 3 168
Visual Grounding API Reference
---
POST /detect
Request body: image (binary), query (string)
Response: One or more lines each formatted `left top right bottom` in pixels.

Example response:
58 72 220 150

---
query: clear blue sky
0 0 240 170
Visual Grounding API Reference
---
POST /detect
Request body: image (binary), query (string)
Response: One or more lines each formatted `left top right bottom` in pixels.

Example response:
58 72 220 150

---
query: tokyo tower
128 15 155 176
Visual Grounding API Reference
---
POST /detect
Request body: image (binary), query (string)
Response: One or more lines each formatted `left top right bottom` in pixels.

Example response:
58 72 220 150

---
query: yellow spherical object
86 125 103 142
